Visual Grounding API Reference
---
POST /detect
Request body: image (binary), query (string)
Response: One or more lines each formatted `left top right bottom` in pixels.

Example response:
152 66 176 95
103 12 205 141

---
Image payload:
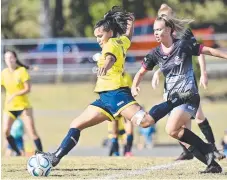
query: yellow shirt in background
94 35 131 92
1 67 31 111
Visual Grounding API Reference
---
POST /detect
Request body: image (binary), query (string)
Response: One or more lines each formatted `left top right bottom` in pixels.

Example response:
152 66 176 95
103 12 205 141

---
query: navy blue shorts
7 137 24 150
8 110 23 119
170 93 200 118
91 87 137 120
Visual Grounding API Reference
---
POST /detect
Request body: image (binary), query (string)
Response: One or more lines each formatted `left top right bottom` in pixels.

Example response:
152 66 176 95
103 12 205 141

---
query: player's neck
161 36 173 48
8 66 17 72
161 37 174 54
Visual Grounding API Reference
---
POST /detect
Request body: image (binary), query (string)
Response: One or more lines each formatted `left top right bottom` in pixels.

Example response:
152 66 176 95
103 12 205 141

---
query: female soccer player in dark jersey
131 13 227 173
1 50 43 156
37 6 194 168
153 4 225 161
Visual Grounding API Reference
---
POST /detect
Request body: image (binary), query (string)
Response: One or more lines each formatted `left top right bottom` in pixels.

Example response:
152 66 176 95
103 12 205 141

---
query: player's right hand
131 86 140 97
151 71 160 89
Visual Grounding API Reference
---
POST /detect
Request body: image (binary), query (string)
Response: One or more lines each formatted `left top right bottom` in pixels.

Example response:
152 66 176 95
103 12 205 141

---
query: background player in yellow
1 50 43 156
108 71 134 156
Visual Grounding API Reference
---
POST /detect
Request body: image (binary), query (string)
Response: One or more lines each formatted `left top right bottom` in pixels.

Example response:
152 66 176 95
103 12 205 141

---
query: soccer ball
27 154 52 177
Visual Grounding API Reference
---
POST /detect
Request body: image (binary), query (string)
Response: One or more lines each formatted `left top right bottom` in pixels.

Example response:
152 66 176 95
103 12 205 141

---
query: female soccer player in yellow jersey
1 50 43 156
37 6 195 167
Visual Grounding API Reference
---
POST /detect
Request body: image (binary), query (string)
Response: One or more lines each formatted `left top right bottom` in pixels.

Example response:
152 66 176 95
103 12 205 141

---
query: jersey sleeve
142 52 157 71
1 71 4 86
184 39 203 56
20 67 30 83
102 41 119 60
120 35 131 50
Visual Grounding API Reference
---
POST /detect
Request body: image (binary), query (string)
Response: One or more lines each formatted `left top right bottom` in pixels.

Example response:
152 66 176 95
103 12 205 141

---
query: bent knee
4 129 11 137
165 126 179 138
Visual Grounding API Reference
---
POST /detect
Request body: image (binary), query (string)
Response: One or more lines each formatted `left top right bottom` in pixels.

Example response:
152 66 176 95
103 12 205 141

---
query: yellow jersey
122 72 132 88
1 67 31 111
94 35 131 92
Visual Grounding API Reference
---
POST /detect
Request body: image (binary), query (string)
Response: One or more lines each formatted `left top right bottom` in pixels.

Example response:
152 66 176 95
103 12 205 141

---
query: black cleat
204 144 215 166
199 161 222 174
36 151 60 167
175 152 194 161
212 145 226 160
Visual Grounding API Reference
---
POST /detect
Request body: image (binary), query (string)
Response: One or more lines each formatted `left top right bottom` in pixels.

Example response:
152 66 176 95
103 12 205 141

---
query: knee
4 128 11 137
165 126 178 139
131 110 155 128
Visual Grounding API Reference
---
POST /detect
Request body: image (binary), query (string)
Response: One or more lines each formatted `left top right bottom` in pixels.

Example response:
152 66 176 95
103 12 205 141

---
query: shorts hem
113 101 137 117
90 105 114 121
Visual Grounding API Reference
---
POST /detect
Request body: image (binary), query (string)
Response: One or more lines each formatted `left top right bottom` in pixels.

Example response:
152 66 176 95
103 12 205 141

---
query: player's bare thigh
70 105 111 130
165 108 191 139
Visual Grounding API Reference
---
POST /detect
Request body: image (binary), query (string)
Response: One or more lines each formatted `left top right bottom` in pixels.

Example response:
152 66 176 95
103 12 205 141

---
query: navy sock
54 128 80 159
198 118 215 144
125 134 133 153
149 101 173 123
7 135 21 155
34 138 43 151
111 138 119 154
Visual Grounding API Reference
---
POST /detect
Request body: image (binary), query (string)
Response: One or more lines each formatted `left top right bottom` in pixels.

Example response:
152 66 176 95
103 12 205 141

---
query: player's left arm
97 54 116 76
197 54 208 89
201 46 227 59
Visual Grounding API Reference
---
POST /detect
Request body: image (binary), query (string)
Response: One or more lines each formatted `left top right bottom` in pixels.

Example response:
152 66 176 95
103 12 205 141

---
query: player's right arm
151 68 161 89
132 53 157 97
131 67 147 97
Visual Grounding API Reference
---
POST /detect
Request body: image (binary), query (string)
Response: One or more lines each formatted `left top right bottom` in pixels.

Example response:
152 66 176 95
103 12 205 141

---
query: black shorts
8 110 24 119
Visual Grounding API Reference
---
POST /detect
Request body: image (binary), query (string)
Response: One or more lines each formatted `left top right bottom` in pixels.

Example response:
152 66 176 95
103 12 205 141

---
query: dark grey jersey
142 39 203 98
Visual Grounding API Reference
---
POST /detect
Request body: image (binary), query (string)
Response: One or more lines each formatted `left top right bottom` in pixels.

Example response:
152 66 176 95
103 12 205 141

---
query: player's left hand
199 73 208 89
97 67 107 76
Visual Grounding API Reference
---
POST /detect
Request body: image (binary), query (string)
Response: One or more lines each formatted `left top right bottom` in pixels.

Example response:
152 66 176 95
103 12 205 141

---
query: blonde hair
156 4 194 37
158 4 174 17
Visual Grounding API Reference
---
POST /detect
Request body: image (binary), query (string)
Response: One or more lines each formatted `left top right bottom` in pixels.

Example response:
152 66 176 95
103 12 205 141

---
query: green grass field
1 79 227 148
1 80 227 179
1 157 227 179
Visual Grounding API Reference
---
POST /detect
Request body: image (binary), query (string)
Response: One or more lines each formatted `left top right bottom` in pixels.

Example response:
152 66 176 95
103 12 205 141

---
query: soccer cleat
168 90 195 105
199 161 222 174
112 152 120 156
175 152 194 161
36 151 60 167
204 144 215 166
212 144 226 160
125 152 133 157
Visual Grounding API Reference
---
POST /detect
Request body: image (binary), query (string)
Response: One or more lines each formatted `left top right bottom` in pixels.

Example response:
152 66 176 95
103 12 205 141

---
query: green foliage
2 0 227 39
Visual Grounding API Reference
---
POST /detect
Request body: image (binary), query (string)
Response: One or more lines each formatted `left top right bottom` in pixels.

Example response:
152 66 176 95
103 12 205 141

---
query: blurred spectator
221 129 227 157
137 125 156 150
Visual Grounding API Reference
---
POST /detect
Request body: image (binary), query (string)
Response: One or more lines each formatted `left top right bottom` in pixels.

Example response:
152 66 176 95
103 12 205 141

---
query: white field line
88 161 186 180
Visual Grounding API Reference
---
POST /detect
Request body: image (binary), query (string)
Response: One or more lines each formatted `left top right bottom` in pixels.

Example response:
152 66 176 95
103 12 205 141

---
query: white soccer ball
27 154 52 177
92 52 101 61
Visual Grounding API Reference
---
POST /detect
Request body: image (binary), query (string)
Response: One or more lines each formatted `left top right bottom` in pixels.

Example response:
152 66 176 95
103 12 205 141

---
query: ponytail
94 6 133 37
5 50 29 69
156 15 194 37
